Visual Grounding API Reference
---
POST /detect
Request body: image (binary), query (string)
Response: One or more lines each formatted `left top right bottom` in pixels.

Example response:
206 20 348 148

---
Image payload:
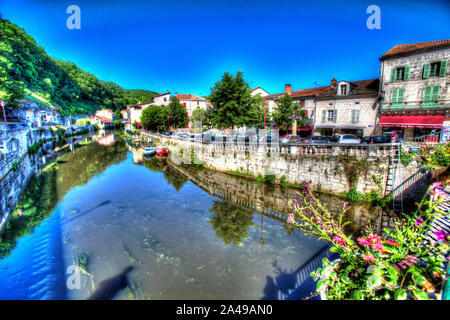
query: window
351 109 360 123
423 60 447 78
390 88 405 109
325 110 337 122
423 85 440 108
391 66 409 81
340 84 347 95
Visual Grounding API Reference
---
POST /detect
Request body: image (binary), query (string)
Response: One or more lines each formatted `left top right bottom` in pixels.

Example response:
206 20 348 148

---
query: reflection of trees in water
163 167 188 192
56 141 128 201
209 200 256 246
143 158 188 192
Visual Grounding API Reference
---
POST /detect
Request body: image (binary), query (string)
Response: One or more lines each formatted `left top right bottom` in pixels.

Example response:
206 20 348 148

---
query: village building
93 109 115 129
126 92 171 130
175 94 208 127
314 78 380 137
378 40 450 140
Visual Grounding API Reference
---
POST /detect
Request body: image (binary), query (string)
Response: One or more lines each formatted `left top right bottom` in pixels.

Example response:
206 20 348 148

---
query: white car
330 134 361 144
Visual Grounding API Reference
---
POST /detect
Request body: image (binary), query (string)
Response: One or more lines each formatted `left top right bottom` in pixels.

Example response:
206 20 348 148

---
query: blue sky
1 0 449 96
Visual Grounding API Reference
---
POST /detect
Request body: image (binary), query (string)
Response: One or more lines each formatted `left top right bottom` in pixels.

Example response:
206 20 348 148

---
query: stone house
175 94 208 127
314 78 380 137
126 92 171 129
378 40 450 140
94 109 115 129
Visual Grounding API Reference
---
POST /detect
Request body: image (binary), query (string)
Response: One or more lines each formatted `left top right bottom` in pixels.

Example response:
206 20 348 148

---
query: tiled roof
265 86 330 100
317 79 379 98
380 40 450 60
95 115 114 123
175 94 206 101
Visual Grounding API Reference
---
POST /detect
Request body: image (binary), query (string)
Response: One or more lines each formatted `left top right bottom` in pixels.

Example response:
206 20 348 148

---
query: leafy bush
288 183 449 300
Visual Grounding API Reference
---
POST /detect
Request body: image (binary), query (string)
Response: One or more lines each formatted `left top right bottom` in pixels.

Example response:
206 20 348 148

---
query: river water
0 132 374 300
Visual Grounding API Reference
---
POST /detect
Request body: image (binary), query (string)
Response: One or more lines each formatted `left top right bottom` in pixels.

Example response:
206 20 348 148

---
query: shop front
314 125 365 138
378 115 444 141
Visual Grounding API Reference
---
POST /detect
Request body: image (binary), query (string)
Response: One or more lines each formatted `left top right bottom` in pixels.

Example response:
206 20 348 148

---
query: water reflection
209 200 256 246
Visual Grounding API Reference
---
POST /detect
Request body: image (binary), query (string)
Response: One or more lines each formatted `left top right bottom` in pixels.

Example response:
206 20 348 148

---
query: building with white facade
126 92 171 129
378 40 450 140
175 94 208 127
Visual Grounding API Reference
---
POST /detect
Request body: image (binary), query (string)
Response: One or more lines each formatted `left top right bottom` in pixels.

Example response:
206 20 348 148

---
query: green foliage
209 200 256 246
167 97 188 129
190 107 209 125
264 174 276 184
400 147 414 167
209 72 263 129
271 93 307 133
292 183 449 300
419 143 450 170
0 18 157 114
346 187 362 202
141 104 168 132
0 163 58 258
280 175 287 188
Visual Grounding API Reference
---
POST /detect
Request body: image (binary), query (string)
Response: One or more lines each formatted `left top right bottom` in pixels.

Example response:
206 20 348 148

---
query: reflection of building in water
92 132 117 146
168 159 378 235
127 144 144 164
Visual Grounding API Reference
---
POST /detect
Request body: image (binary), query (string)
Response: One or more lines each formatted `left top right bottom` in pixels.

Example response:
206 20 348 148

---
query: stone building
378 40 450 140
175 94 208 127
314 78 380 137
126 92 171 129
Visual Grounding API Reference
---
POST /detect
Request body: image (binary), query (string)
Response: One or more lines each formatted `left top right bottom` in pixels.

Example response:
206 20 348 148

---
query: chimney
331 78 337 88
285 84 292 95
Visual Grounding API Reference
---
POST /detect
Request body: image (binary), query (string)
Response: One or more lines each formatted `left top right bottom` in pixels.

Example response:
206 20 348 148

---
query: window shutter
351 109 355 123
399 88 405 103
439 60 447 76
333 110 337 123
390 68 396 82
423 63 430 79
391 88 397 103
356 110 360 123
322 110 326 122
432 85 440 102
423 86 432 102
404 66 410 80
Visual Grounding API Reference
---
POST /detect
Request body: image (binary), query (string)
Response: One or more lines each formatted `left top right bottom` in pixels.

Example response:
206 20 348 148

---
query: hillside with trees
0 18 157 115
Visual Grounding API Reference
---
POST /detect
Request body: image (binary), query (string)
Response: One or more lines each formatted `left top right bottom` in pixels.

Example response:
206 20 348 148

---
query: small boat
144 147 156 156
156 146 168 155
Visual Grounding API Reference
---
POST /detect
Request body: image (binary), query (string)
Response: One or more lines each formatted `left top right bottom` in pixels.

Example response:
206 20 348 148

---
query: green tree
209 72 254 129
140 104 168 132
115 109 122 119
190 107 209 125
244 93 265 128
272 93 306 133
209 200 256 246
166 96 188 128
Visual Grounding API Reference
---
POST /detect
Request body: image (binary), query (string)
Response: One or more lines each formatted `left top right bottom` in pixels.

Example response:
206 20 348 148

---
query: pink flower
333 236 346 245
362 254 376 264
287 218 291 224
434 230 449 242
371 243 386 254
368 234 382 244
414 217 424 228
358 238 371 246
385 240 400 247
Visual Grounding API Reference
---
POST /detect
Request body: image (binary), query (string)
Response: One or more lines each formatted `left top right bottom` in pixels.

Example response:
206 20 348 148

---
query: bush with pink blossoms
289 181 449 300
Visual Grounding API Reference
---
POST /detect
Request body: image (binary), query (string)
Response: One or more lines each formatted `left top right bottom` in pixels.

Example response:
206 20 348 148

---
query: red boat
156 146 168 156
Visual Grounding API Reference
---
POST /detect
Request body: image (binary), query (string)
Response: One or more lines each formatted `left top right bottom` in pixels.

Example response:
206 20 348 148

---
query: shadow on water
62 200 112 224
260 245 339 300
87 266 135 300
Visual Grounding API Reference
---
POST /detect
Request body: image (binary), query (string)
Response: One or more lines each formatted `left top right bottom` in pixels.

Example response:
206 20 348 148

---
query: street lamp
168 114 171 136
263 101 267 143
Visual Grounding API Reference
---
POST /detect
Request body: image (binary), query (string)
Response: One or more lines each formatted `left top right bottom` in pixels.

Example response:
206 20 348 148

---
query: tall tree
141 105 168 132
190 107 209 125
244 93 265 128
272 94 306 132
166 96 188 128
209 72 255 129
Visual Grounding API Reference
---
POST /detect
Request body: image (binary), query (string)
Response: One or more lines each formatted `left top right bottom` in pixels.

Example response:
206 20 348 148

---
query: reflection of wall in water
170 162 378 235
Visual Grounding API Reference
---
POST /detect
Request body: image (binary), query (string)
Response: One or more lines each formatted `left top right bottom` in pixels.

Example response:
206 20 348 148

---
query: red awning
378 115 444 129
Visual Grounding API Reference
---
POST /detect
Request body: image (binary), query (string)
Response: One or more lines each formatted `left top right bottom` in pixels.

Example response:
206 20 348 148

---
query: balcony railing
380 99 450 111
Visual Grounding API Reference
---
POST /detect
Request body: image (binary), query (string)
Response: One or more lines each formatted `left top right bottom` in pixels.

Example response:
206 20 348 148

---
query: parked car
301 136 330 144
361 136 391 144
330 134 361 144
280 134 302 144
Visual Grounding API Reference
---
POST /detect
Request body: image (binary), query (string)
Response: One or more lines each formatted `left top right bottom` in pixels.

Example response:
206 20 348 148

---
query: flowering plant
288 181 449 300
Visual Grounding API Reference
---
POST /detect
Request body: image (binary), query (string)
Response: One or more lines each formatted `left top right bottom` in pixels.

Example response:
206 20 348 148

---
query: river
0 131 376 300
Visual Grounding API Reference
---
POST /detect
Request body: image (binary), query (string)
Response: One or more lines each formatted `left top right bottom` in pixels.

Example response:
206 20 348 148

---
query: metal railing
380 99 450 111
404 131 441 143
